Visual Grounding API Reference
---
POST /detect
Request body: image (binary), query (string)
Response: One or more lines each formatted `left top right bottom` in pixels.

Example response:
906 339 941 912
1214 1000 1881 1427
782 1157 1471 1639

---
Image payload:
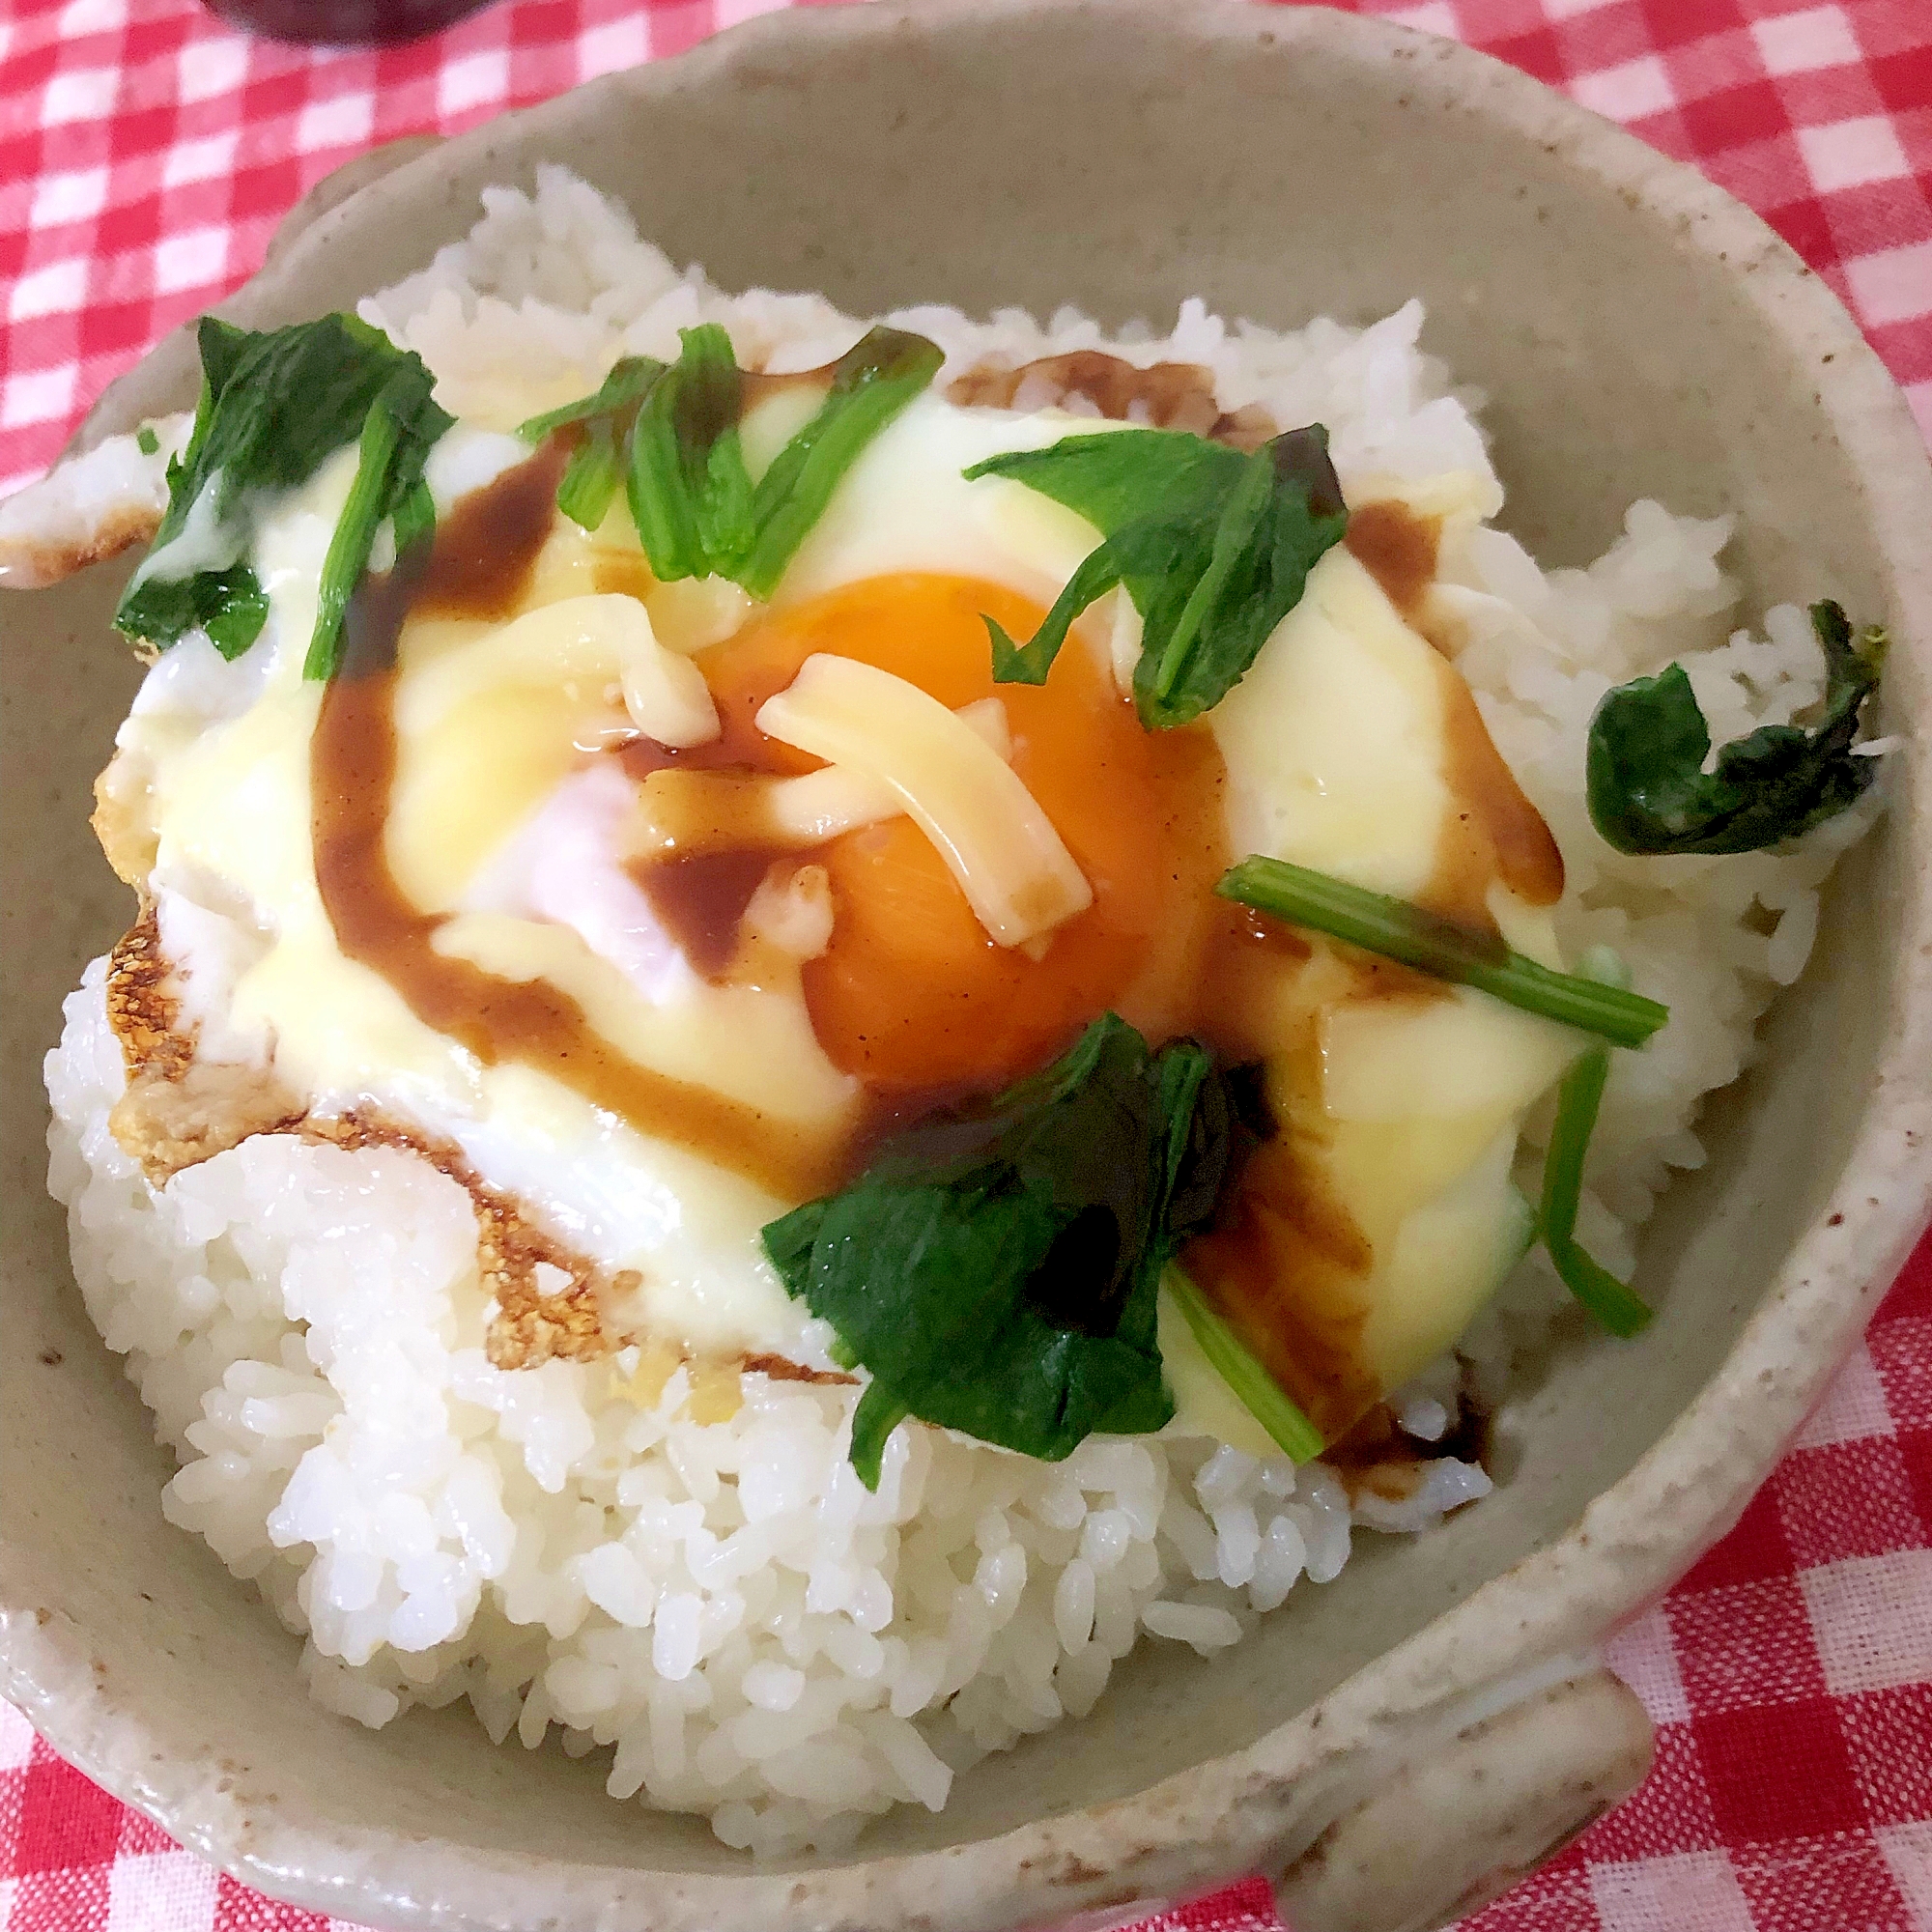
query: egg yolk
694 574 1225 1093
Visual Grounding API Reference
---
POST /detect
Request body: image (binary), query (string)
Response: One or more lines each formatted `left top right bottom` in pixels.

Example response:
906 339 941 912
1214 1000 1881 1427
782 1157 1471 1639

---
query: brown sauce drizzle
1346 498 1565 928
1425 663 1566 923
1346 499 1440 619
742 365 838 407
309 452 846 1204
1170 909 1412 1439
624 766 792 859
641 849 787 980
304 434 1561 1429
1346 497 1464 658
1179 1042 1382 1441
948 351 1277 450
1322 1380 1493 1501
409 452 566 614
592 550 655 600
614 740 801 985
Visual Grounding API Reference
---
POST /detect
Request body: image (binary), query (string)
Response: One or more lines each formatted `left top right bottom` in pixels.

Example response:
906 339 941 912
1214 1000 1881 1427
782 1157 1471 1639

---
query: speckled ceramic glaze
3 5 1929 1929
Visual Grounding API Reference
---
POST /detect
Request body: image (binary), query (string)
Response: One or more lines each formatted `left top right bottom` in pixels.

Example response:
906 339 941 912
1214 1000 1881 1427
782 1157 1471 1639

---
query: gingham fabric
1 1 1927 1928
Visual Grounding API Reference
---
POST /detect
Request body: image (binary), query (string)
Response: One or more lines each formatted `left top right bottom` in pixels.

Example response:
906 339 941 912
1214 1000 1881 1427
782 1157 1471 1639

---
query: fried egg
91 373 1576 1453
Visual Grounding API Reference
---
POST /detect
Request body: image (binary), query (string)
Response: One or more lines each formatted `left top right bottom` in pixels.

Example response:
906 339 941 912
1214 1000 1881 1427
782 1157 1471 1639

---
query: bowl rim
5 2 1931 1926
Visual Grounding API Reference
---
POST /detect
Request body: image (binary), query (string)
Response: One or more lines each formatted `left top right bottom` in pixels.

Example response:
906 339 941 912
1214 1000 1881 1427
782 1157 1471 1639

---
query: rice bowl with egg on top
3 164 1891 1857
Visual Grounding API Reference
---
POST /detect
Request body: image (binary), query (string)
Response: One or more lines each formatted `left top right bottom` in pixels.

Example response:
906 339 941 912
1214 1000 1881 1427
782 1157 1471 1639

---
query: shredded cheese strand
755 655 1091 947
396 593 718 750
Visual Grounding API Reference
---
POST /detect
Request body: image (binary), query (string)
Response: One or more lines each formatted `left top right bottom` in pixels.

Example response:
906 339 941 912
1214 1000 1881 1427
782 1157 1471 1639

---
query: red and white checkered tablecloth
1 1 1928 1927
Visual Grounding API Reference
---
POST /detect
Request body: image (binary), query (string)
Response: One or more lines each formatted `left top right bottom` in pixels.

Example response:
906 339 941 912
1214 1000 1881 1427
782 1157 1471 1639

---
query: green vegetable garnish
304 380 444 683
734 326 947 599
1586 599 1887 856
1215 856 1669 1048
1534 944 1657 1335
762 1013 1244 1489
625 324 755 583
554 417 624 533
521 327 941 595
961 424 1349 729
1538 1046 1651 1335
518 355 668 536
515 355 666 444
135 425 159 456
116 313 450 670
119 565 269 662
1164 1268 1324 1463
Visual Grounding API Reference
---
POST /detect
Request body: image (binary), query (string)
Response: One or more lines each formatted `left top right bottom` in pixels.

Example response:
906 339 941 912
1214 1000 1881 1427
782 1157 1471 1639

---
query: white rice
41 165 1883 1855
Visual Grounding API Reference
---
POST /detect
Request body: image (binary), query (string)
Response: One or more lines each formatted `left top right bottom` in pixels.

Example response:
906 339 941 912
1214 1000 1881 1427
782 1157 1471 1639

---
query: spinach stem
516 355 666 442
1215 856 1669 1048
738 327 945 599
555 418 622 531
1539 1044 1655 1335
305 396 401 682
1165 1268 1324 1463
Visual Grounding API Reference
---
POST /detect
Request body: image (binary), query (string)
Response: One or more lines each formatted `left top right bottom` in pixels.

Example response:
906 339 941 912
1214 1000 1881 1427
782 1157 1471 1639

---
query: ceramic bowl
4 5 1929 1929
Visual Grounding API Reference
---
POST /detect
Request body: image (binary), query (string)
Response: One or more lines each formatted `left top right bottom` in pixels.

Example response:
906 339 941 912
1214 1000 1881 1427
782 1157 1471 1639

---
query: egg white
116 390 1565 1435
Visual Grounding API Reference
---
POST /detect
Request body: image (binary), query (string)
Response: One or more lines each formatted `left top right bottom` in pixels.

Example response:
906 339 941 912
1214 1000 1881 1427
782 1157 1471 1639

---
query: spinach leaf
303 373 449 682
1163 1267 1322 1462
516 355 666 444
625 324 755 584
735 326 946 598
117 565 269 663
615 324 942 597
1539 1041 1654 1337
116 313 450 668
762 1014 1244 1488
1586 600 1887 855
518 355 668 536
1527 944 1655 1336
554 418 624 533
962 423 1349 729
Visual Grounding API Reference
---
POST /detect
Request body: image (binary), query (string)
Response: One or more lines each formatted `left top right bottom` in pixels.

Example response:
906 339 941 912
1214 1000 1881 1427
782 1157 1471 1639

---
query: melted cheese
125 455 849 1362
644 573 756 655
626 696 1011 858
1208 538 1577 1408
389 595 716 914
755 654 1094 947
112 384 1571 1443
